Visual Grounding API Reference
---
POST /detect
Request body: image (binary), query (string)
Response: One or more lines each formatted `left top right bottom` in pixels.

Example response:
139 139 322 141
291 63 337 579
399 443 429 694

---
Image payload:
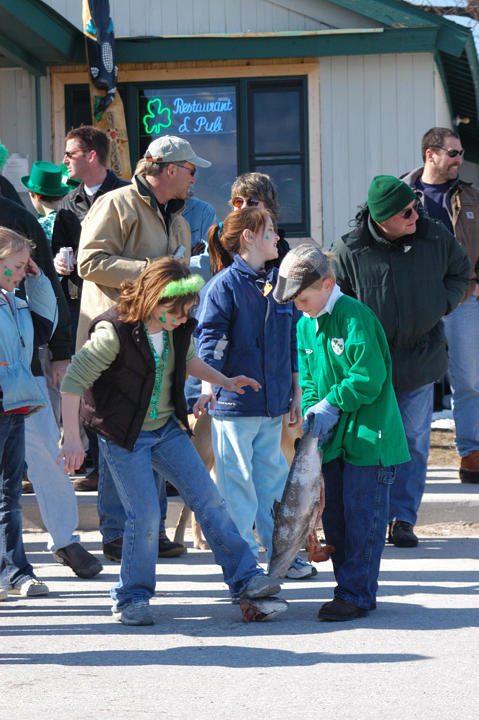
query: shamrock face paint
160 311 167 324
0 249 30 291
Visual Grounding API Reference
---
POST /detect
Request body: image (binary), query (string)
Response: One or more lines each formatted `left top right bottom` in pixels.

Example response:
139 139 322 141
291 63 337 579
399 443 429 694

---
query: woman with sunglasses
331 174 470 550
230 172 290 270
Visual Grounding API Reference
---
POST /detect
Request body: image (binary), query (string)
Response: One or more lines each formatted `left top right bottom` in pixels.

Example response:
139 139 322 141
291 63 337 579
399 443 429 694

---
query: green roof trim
115 27 441 63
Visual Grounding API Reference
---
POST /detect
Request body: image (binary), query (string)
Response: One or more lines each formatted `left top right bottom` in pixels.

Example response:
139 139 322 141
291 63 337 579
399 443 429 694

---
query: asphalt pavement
1 476 479 720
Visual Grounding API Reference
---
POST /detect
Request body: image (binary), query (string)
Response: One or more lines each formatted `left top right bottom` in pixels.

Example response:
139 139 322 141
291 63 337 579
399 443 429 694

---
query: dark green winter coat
331 209 470 393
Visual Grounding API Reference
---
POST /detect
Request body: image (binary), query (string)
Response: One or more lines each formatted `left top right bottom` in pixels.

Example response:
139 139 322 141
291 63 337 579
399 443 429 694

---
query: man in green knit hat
331 175 470 548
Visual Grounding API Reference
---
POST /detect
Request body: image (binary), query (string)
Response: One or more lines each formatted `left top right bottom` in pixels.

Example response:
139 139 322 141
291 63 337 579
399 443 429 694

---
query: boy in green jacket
274 244 409 621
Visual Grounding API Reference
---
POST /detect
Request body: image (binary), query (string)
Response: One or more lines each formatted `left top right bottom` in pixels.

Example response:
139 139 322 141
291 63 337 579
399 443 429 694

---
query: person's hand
57 437 84 475
193 392 216 418
223 375 261 394
53 252 74 276
50 359 70 388
288 393 302 427
302 398 340 441
25 257 40 276
191 241 206 256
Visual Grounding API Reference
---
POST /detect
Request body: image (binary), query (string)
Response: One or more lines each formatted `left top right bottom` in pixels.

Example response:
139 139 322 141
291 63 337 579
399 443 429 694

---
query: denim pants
212 415 289 558
100 416 261 609
443 296 479 456
97 441 168 543
390 383 434 525
0 413 34 588
322 458 395 610
25 377 80 552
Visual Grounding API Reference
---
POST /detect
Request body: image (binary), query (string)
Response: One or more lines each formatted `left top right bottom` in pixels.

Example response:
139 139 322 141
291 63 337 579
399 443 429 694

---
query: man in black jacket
331 175 470 548
0 193 102 579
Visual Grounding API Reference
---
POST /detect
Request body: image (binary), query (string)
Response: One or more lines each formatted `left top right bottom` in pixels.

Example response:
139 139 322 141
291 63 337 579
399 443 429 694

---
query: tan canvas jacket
76 175 190 349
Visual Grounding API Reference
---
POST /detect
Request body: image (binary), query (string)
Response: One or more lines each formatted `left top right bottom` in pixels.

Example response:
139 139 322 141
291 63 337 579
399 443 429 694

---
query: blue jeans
212 415 289 558
322 458 395 610
443 296 479 456
0 414 34 588
99 417 261 609
390 383 433 525
97 441 168 543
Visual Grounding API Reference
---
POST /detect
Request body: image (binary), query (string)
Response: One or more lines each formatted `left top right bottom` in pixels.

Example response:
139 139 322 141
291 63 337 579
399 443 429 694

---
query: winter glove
302 398 340 442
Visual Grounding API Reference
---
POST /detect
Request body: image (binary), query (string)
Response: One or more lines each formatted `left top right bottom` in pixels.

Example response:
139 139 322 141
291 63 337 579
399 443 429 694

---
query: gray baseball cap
144 135 211 168
273 243 329 304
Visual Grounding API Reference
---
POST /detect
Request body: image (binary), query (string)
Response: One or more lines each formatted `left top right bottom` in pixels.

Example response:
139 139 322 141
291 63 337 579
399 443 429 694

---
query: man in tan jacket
77 135 211 347
76 135 211 560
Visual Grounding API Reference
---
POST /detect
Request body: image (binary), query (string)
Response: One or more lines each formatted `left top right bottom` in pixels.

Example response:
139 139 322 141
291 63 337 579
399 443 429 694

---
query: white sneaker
286 556 318 579
9 577 49 597
0 587 7 601
112 600 154 626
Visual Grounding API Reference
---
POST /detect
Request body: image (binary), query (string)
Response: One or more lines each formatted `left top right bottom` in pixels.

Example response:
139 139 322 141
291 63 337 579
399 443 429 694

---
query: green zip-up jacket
298 294 409 467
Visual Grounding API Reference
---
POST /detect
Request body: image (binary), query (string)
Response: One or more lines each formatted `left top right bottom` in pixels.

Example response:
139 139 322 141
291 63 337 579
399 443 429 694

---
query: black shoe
388 520 418 548
318 597 369 622
158 531 185 558
53 542 103 578
103 537 123 562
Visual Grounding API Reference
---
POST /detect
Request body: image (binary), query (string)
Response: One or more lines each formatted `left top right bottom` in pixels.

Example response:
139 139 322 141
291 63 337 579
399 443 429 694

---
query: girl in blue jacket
0 226 58 598
196 208 315 579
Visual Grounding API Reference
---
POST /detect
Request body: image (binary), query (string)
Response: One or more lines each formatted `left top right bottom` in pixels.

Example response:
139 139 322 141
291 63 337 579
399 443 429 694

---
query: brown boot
21 471 34 494
459 451 479 483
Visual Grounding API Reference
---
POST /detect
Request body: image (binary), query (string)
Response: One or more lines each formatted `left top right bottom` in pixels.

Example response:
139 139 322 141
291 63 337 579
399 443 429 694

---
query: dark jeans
0 414 34 588
322 457 395 610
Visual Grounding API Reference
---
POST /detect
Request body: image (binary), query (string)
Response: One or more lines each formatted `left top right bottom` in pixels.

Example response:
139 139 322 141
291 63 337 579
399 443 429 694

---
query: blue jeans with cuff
99 416 262 610
322 457 395 610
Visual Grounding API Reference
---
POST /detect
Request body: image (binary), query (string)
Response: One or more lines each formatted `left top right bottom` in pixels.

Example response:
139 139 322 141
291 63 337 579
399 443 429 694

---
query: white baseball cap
144 135 211 168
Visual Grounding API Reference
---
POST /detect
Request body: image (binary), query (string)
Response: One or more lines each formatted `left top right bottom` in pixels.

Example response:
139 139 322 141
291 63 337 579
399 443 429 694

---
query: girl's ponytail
208 222 233 275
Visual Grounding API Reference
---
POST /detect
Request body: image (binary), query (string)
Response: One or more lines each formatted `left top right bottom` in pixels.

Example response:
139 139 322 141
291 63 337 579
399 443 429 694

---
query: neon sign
141 92 235 136
143 99 172 135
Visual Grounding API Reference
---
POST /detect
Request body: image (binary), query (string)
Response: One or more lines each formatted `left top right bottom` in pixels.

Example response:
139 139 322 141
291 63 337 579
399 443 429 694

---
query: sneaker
388 520 418 548
9 577 49 597
0 588 7 601
286 556 318 579
103 537 123 562
318 597 369 622
112 600 154 626
239 573 281 600
158 531 185 558
459 451 479 483
53 542 103 578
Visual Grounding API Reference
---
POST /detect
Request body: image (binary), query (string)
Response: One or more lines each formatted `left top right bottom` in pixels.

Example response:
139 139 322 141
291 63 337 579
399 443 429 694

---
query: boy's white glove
302 398 340 442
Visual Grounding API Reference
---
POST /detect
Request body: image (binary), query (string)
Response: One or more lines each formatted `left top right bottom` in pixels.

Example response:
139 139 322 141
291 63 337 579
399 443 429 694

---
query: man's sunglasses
63 148 89 159
398 202 419 219
173 162 196 176
433 146 464 158
232 196 260 209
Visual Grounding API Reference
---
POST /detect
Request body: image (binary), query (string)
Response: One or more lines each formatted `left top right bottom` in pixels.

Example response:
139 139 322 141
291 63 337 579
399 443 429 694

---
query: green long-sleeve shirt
298 294 409 467
61 320 195 431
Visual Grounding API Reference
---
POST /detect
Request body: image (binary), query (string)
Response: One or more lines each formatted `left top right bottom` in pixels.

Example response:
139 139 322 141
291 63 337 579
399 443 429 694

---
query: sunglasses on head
398 202 419 219
433 146 464 158
232 196 260 209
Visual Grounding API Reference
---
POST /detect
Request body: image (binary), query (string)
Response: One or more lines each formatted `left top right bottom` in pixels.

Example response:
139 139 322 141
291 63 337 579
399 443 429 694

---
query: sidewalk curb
21 466 479 533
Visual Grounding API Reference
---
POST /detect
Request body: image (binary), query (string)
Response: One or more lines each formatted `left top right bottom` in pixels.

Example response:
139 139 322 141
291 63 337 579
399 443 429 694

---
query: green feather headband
159 274 204 300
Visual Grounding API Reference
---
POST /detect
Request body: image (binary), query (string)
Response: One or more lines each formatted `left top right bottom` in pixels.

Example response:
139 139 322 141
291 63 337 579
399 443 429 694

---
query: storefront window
140 85 237 220
65 77 308 234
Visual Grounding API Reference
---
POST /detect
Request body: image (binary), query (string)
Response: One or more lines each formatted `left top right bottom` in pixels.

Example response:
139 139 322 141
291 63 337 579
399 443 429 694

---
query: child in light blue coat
0 226 58 597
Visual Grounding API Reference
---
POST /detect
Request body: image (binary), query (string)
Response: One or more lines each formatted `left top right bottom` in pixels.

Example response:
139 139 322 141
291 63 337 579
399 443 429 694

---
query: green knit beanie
367 175 417 222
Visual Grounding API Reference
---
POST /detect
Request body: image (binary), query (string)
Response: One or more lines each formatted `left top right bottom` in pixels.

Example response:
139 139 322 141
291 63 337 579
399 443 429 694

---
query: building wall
42 0 378 36
319 52 454 246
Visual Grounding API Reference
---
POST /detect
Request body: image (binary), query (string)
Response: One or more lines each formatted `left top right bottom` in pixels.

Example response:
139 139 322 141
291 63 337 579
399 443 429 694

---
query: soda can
60 246 74 272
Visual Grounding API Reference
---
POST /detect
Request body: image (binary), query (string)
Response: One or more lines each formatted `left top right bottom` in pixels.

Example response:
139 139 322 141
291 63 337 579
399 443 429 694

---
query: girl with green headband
58 256 282 626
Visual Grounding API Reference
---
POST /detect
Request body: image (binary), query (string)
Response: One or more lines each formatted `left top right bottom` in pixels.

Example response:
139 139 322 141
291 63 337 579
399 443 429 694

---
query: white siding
42 0 378 36
319 52 443 246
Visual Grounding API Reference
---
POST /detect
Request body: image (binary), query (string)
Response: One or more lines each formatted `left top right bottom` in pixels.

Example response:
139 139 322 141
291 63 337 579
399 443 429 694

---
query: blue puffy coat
196 255 298 417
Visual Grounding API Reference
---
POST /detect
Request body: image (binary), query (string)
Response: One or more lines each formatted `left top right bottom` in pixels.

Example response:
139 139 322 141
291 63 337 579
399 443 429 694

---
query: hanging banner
82 0 131 179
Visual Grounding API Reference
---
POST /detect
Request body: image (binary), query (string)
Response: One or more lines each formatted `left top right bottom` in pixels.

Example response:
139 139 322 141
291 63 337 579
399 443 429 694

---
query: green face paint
171 318 176 324
265 235 269 239
4 266 12 278
160 311 167 324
